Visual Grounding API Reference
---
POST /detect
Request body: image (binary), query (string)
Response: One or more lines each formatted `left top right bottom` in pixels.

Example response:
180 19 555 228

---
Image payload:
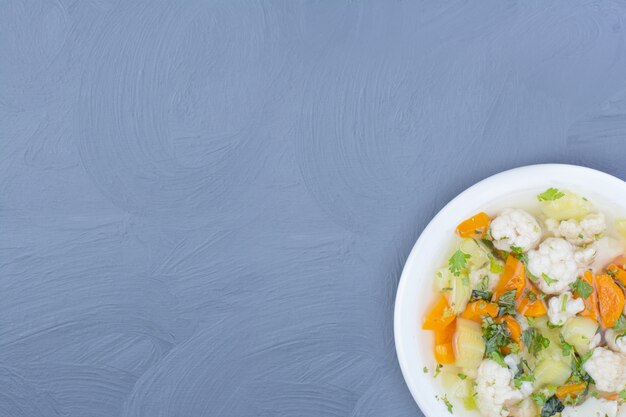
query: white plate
394 164 626 417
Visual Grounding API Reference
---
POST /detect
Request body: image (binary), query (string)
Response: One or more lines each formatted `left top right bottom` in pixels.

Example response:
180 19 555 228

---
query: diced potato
448 273 471 314
534 356 571 387
561 316 599 355
460 239 489 269
441 371 472 399
434 268 453 293
539 191 591 220
453 318 485 370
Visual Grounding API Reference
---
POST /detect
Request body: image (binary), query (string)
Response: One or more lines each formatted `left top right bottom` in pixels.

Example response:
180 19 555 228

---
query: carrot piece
576 271 599 323
604 393 620 401
611 255 626 270
608 264 626 287
498 315 522 344
555 383 587 400
434 342 455 364
517 284 547 317
423 296 456 331
434 320 456 344
456 212 491 239
596 274 626 328
460 301 499 323
493 255 526 300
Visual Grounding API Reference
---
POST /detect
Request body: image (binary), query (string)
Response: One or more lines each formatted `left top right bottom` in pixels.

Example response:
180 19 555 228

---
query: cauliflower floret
589 332 602 350
618 403 626 417
606 329 626 355
508 398 537 417
561 397 618 417
547 291 584 325
574 245 597 268
527 238 580 294
489 209 542 252
583 347 626 392
469 266 500 292
557 213 606 245
475 359 525 417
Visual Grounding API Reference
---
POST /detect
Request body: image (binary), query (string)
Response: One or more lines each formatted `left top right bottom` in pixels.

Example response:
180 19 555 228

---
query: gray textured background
2 1 626 416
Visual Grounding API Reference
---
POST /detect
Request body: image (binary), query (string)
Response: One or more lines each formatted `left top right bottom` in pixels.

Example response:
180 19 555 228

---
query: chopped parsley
471 289 493 302
423 366 428 373
457 373 467 380
570 352 594 384
570 278 593 299
513 374 535 389
448 250 470 276
497 289 517 316
522 288 538 302
561 293 569 312
441 394 453 413
434 364 442 378
489 350 507 367
542 273 557 286
482 316 512 360
537 188 565 202
560 335 573 356
540 395 564 417
510 246 529 264
613 315 626 333
489 255 504 274
521 327 551 355
619 389 626 400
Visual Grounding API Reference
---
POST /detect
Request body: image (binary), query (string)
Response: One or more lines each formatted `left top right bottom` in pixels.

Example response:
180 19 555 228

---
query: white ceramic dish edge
394 163 626 417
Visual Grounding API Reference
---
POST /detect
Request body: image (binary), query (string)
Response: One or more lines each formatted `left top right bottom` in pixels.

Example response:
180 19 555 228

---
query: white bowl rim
393 163 626 417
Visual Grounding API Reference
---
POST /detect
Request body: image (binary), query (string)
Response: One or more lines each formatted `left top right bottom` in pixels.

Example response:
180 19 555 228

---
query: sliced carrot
555 383 587 400
604 393 620 401
423 296 456 331
576 271 599 323
434 342 455 364
611 255 626 270
517 284 547 317
461 301 499 323
493 255 526 300
596 274 626 328
434 320 456 344
608 264 626 287
498 315 522 344
456 212 491 239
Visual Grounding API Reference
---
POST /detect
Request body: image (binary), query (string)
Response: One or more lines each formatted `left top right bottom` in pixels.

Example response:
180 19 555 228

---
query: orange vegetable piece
611 255 626 270
498 315 522 344
461 301 499 323
604 392 620 401
423 296 456 331
555 383 587 400
517 284 547 317
456 212 491 239
434 342 455 364
434 320 456 344
576 271 599 323
596 274 625 328
493 255 526 300
608 264 626 287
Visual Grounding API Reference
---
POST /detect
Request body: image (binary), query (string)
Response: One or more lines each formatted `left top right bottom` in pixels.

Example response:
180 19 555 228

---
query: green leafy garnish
498 289 517 316
482 316 512 359
571 278 593 299
448 250 470 276
434 364 442 378
514 374 535 389
619 389 626 400
570 352 594 384
561 293 569 312
532 392 547 406
423 366 428 373
523 288 538 302
613 315 626 333
489 350 507 367
521 327 551 355
560 335 573 356
540 395 564 417
537 188 565 202
510 246 529 264
489 256 504 274
471 289 493 302
441 394 453 413
457 373 467 380
542 273 557 286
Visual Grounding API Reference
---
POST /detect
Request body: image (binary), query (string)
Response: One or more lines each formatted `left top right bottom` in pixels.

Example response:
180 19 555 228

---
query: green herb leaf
471 289 493 302
448 250 471 276
482 316 512 358
423 366 428 373
489 350 507 367
542 273 558 286
560 335 573 357
619 389 626 400
441 394 453 413
538 188 565 202
457 373 467 380
571 278 593 299
434 364 442 378
521 328 551 355
498 289 517 316
489 256 505 274
540 395 564 417
613 315 626 333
